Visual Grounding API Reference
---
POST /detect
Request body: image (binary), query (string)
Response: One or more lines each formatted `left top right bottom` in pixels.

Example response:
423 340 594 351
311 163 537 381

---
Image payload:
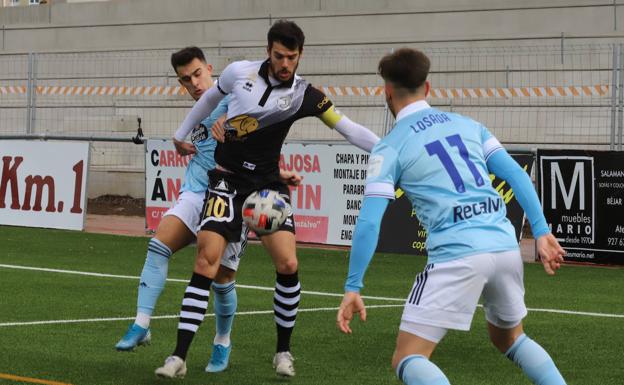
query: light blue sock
136 238 171 320
212 281 237 346
505 334 567 385
396 354 450 385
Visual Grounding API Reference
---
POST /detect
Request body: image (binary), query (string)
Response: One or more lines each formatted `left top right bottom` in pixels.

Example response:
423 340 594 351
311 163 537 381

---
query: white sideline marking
0 304 403 328
0 263 403 302
1 263 624 320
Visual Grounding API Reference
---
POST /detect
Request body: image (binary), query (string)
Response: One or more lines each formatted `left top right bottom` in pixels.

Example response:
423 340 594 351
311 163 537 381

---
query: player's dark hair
267 20 305 51
378 48 430 92
170 46 206 73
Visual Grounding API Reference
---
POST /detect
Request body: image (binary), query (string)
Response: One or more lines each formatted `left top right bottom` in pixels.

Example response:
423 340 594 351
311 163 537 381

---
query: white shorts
163 191 247 271
399 249 527 339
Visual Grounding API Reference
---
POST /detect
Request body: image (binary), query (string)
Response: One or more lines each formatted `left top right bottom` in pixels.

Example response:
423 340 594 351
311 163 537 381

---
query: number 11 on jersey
425 134 485 193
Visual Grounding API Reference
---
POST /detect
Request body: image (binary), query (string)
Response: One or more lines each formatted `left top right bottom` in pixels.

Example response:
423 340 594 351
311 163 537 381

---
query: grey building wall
1 1 624 52
1 0 622 198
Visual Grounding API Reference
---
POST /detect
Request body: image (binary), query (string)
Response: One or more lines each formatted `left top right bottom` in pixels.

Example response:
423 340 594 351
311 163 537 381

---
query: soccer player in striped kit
337 48 567 385
115 46 302 374
156 20 379 378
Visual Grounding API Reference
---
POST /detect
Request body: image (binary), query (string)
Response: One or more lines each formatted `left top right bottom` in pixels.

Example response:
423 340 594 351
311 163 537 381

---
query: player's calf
505 334 567 385
395 354 450 385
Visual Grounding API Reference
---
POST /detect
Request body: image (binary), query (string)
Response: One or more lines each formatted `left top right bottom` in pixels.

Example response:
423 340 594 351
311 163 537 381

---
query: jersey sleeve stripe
483 137 504 161
365 182 396 200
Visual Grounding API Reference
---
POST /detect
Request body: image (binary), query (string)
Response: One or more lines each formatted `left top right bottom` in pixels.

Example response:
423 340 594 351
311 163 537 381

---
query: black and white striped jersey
214 59 335 187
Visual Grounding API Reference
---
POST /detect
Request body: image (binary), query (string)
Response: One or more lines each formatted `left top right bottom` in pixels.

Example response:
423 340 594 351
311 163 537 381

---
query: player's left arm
484 134 565 274
306 87 380 152
320 106 380 152
484 139 548 238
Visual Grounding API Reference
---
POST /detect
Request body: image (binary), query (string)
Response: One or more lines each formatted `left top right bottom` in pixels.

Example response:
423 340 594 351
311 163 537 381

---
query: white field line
1 263 624 321
0 304 403 328
0 263 403 302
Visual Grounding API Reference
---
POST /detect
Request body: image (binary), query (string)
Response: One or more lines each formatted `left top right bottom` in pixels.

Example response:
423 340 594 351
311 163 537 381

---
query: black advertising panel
377 154 534 255
538 150 624 265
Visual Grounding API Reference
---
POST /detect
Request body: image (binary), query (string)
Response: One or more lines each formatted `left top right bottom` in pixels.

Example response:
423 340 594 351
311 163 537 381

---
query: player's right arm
173 62 240 143
481 127 565 274
337 195 390 334
338 142 399 334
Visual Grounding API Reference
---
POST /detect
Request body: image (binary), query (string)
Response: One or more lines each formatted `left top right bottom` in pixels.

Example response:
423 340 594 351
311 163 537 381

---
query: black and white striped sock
273 271 300 353
172 272 212 360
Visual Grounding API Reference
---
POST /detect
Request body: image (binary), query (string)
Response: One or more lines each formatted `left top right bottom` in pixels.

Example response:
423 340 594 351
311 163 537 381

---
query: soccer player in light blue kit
114 48 243 372
116 47 302 373
337 48 567 385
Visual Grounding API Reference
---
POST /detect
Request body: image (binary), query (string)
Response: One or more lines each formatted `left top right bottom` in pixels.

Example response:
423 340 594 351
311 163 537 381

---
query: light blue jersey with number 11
364 100 519 264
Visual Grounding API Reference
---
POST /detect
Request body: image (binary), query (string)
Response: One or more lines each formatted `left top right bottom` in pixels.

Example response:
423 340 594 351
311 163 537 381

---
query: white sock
214 334 231 347
135 312 151 329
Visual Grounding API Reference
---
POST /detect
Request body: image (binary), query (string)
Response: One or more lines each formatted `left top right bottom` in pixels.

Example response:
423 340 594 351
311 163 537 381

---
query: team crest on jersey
277 95 292 110
190 124 208 144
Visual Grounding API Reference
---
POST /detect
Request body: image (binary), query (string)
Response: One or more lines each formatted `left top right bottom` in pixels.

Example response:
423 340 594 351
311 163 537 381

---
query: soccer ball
242 189 291 235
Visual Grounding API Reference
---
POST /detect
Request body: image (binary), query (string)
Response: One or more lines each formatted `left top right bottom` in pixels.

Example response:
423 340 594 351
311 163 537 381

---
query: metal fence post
615 0 618 31
618 44 624 151
26 52 33 134
560 32 565 65
611 44 618 150
30 53 38 134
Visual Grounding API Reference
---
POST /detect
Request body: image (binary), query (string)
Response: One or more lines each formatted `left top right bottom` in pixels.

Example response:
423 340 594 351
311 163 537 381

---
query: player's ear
384 82 393 99
424 81 431 97
205 63 213 73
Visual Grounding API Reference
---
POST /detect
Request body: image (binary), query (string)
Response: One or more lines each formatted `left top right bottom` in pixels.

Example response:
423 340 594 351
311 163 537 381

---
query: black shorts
199 172 295 242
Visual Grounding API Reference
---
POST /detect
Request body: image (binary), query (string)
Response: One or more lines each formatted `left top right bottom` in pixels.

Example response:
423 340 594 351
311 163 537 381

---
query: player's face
267 42 301 82
176 58 214 101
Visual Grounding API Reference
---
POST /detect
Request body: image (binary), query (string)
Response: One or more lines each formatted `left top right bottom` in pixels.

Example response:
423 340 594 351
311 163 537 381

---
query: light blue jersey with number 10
364 100 518 264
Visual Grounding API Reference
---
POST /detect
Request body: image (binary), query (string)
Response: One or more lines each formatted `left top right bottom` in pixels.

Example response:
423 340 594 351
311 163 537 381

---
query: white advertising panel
145 140 368 245
0 140 89 231
145 139 192 232
280 143 369 245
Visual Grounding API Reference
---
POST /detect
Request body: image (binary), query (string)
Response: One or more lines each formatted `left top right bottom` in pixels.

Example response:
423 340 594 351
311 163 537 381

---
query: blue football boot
115 323 151 351
205 344 232 372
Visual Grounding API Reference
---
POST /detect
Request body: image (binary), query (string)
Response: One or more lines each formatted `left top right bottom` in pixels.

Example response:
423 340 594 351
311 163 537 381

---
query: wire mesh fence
0 42 621 182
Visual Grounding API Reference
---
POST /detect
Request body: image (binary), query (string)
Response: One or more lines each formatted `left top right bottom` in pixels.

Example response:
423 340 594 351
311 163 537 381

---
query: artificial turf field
0 226 623 385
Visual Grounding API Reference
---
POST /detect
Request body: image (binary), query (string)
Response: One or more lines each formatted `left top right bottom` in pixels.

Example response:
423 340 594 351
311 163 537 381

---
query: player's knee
194 249 220 276
214 266 236 283
275 257 298 274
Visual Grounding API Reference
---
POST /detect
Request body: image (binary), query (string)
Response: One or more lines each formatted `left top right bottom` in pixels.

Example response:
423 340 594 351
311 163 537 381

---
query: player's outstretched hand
173 138 196 156
337 291 367 334
279 170 304 186
211 115 226 143
537 233 566 275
